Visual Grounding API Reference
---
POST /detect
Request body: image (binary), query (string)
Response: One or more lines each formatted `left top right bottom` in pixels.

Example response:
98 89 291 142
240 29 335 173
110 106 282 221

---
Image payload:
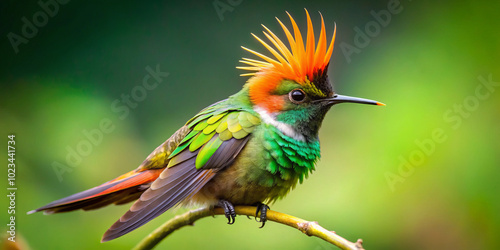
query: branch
133 206 364 250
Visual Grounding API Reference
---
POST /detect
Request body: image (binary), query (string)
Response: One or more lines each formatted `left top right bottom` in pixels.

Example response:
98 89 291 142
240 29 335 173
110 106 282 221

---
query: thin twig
133 206 364 250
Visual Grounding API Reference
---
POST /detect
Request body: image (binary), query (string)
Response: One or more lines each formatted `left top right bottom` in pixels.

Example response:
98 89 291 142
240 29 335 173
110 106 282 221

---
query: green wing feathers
169 110 261 169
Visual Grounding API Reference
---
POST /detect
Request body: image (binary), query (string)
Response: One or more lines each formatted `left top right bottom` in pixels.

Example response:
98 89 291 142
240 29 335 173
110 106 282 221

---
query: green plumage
262 124 320 185
166 86 323 202
160 84 328 207
196 136 223 168
168 101 261 170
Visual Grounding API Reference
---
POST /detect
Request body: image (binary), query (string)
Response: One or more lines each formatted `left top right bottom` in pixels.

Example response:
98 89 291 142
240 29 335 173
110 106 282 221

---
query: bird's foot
218 200 236 224
254 203 270 228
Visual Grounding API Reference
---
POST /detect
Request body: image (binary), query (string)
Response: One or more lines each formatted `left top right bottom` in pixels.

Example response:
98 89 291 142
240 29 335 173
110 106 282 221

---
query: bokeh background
1 0 499 249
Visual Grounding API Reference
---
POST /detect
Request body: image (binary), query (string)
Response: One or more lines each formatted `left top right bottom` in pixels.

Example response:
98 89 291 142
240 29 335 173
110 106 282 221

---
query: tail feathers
28 169 163 214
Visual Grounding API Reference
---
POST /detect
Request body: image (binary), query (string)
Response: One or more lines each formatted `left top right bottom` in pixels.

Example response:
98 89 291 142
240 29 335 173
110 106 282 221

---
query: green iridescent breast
261 124 321 184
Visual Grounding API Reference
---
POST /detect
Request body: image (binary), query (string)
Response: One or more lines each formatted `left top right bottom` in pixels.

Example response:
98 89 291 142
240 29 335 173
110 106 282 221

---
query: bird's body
180 89 322 207
30 10 384 242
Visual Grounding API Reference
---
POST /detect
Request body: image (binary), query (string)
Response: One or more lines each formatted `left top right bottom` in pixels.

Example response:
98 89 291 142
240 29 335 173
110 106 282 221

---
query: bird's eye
289 89 306 103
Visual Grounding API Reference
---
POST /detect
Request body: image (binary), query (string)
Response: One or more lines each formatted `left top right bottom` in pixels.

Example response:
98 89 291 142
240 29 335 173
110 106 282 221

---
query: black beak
323 94 385 106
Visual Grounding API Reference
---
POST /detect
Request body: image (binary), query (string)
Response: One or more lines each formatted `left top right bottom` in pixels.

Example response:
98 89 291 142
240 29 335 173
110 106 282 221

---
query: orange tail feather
28 169 163 214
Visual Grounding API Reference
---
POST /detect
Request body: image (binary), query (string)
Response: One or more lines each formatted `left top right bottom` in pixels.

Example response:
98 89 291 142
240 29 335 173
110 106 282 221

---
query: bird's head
238 10 384 141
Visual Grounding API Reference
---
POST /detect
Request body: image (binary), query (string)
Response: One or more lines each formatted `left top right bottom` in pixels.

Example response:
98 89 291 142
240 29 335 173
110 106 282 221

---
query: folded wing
102 108 260 242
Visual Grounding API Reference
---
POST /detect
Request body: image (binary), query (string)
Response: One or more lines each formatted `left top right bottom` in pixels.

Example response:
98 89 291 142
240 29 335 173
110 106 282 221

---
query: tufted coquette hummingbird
30 10 385 242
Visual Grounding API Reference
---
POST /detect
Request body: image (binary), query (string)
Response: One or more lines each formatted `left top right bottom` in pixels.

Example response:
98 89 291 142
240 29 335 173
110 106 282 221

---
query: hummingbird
29 10 384 242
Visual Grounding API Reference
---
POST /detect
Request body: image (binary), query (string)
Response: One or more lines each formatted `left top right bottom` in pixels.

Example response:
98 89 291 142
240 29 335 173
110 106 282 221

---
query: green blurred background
1 0 499 249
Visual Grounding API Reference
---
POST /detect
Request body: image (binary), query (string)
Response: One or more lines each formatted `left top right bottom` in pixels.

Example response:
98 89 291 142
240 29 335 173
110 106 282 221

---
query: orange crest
237 9 336 84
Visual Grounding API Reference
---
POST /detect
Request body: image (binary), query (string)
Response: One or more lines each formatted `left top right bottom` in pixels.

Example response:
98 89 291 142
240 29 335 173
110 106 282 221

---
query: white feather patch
254 106 306 142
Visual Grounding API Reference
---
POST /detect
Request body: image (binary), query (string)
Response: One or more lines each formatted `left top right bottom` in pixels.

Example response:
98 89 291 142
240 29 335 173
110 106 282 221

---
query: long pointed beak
324 94 386 106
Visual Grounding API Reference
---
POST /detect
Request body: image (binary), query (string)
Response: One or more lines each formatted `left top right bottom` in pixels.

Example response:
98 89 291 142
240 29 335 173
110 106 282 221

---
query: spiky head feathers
238 10 336 113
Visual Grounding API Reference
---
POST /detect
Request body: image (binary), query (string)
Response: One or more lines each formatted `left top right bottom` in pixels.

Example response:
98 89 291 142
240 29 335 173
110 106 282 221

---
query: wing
102 105 261 242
